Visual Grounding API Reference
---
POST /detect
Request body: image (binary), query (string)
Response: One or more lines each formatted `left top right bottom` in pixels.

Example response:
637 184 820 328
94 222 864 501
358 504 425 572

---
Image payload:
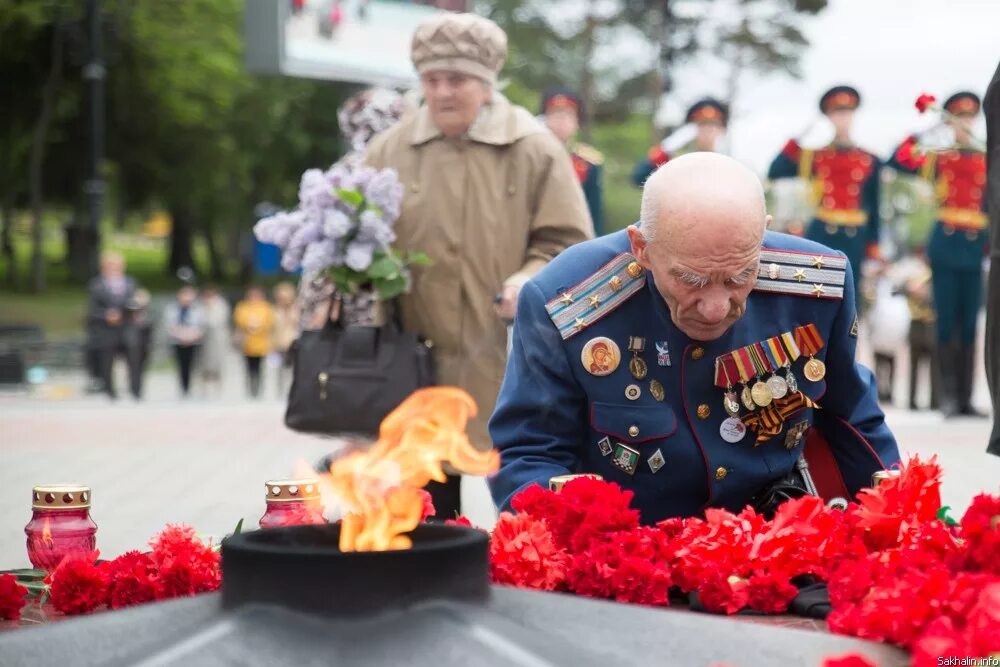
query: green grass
591 114 653 232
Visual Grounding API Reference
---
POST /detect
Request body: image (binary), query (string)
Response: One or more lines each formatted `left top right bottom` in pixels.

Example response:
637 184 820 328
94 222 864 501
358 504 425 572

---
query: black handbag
284 301 435 436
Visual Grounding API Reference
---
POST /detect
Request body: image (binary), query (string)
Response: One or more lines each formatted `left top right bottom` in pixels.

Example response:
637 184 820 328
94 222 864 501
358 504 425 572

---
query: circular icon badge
581 337 621 377
720 417 747 443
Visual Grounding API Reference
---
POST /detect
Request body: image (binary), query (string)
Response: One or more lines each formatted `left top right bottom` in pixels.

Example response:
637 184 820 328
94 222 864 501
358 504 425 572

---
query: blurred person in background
904 258 938 411
125 288 154 397
233 285 274 399
198 284 231 397
163 285 205 398
540 87 605 236
85 251 143 400
271 282 299 397
365 13 593 517
632 98 728 187
769 85 882 306
888 91 987 418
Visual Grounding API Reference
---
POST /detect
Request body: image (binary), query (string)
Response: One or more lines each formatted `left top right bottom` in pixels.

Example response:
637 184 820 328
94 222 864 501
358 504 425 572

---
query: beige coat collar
409 93 543 147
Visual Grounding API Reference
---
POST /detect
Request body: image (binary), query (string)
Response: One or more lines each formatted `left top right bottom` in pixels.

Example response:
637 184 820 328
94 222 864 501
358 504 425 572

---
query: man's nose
696 294 730 323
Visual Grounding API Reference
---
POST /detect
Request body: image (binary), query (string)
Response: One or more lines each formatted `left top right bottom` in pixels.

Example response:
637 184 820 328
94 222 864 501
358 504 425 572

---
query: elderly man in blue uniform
888 91 988 419
541 87 606 236
489 152 900 523
768 86 882 305
632 98 727 187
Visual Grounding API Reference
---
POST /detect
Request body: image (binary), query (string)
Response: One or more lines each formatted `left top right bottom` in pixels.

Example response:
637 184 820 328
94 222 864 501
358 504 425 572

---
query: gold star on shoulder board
812 284 825 297
812 256 825 269
794 268 806 282
589 294 601 308
559 292 574 306
574 317 586 330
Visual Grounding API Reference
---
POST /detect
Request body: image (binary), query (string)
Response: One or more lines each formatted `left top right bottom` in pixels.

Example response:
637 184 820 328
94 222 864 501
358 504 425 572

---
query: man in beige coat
365 13 593 515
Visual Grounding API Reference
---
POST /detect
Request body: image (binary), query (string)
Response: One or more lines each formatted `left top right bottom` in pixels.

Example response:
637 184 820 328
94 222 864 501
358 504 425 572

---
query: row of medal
711 324 827 444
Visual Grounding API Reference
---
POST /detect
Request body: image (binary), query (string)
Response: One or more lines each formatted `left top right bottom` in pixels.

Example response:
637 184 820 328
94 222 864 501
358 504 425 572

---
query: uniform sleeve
631 146 669 187
504 137 594 288
767 140 801 180
886 135 925 175
584 163 605 236
863 155 883 259
487 280 589 510
814 257 901 494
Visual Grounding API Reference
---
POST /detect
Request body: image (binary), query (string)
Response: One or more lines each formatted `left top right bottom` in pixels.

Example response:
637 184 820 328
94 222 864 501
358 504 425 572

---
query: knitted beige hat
411 13 507 84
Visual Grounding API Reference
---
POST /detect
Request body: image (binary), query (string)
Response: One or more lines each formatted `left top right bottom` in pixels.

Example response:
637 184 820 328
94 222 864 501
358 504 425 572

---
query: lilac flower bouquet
253 163 429 301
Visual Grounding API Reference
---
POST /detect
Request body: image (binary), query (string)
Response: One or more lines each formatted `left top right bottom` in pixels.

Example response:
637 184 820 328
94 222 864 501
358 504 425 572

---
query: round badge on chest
720 417 747 443
581 337 621 377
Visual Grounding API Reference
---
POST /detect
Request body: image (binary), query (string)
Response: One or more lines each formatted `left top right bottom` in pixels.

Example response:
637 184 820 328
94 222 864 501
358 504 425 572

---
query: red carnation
746 571 798 614
0 573 28 621
965 582 1000 657
48 552 109 615
909 617 968 667
104 551 162 609
914 93 936 114
149 524 221 598
894 135 927 171
853 456 943 550
565 529 673 606
958 494 1000 575
511 478 639 552
697 572 749 615
489 512 568 591
821 653 879 667
418 489 436 521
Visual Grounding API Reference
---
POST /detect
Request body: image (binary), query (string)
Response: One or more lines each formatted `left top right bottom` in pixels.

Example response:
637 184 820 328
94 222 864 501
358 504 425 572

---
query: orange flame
322 387 499 552
41 517 53 548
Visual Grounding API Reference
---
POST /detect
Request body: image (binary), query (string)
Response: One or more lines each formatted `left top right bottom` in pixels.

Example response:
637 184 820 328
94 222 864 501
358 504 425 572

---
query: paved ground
2 348 998 569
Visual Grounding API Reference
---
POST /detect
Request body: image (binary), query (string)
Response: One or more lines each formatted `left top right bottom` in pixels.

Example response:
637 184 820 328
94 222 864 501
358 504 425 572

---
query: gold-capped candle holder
548 474 603 493
259 479 327 529
25 484 97 571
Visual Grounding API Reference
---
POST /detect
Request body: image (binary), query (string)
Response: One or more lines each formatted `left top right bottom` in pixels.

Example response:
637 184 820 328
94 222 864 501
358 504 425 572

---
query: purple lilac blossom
253 210 304 248
363 169 403 220
299 169 336 210
322 208 353 240
301 239 340 275
357 210 396 250
345 241 377 272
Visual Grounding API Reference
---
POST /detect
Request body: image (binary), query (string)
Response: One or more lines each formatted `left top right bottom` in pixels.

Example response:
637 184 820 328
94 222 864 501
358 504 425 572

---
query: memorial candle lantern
25 484 98 571
259 479 327 529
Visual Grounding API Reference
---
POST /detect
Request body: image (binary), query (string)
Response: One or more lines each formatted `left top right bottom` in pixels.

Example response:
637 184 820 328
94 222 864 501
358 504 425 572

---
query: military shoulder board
754 249 847 300
545 253 646 340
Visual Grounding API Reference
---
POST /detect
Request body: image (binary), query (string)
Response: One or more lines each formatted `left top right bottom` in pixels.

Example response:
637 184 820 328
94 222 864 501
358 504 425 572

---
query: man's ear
626 225 650 267
764 214 773 231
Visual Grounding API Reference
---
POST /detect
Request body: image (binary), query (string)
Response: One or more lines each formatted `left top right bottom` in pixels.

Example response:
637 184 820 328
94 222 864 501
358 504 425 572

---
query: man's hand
494 284 521 323
105 309 122 326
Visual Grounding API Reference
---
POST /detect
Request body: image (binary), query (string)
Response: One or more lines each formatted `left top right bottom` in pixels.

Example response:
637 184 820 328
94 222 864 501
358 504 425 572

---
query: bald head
628 152 771 341
640 152 767 246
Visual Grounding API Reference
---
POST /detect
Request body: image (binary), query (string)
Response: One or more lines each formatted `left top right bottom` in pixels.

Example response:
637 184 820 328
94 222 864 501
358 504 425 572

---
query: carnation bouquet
254 163 429 302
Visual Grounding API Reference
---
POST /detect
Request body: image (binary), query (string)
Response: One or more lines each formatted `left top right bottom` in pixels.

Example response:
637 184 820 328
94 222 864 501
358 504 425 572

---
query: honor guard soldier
888 91 988 418
489 153 900 523
631 98 727 187
768 86 882 304
541 87 606 236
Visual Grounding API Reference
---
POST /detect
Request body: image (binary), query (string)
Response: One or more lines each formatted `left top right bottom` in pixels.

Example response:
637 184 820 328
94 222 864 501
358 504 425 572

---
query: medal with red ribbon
793 323 826 381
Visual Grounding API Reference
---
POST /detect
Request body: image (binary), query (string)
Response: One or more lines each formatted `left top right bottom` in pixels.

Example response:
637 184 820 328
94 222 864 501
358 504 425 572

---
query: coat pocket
590 401 678 444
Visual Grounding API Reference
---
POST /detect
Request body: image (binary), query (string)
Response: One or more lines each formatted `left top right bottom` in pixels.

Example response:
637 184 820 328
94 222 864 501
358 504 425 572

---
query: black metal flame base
221 523 489 617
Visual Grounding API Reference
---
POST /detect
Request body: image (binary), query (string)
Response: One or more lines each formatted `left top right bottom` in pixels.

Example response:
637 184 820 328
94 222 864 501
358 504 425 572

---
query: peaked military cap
819 85 861 113
686 98 728 126
944 91 981 116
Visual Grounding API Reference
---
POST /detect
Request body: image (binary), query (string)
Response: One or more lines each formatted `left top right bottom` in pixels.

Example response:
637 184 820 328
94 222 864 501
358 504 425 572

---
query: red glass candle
25 485 98 571
259 479 326 529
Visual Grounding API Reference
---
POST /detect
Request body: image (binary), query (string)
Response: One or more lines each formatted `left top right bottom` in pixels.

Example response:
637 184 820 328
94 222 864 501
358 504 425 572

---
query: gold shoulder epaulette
545 253 645 340
754 248 847 300
575 143 604 166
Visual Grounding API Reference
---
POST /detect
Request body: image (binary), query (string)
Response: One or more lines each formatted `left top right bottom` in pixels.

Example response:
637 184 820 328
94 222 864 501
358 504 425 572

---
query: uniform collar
409 93 543 147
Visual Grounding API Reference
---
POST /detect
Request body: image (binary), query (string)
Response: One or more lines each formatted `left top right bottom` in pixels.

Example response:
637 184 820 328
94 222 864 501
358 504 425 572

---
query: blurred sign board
245 0 460 87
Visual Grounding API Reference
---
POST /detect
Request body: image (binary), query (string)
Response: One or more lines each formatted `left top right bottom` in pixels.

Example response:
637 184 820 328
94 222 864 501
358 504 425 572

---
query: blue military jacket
488 229 900 523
